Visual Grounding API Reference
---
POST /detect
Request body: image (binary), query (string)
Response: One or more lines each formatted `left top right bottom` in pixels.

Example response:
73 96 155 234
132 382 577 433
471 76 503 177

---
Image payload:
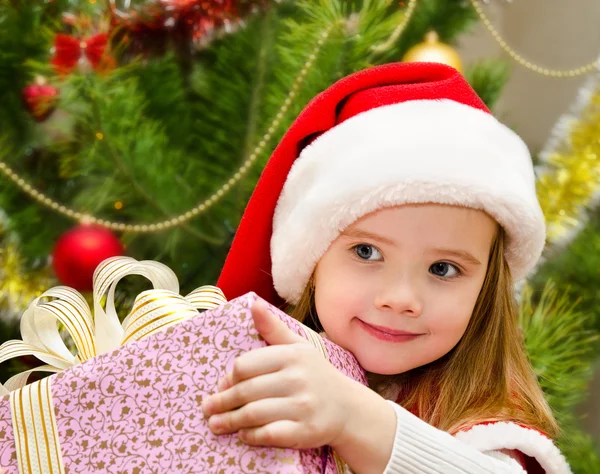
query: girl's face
313 204 497 375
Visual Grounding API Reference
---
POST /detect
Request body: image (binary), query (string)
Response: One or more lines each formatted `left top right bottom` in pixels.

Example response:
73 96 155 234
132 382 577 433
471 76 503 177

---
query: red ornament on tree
22 77 59 122
52 225 124 291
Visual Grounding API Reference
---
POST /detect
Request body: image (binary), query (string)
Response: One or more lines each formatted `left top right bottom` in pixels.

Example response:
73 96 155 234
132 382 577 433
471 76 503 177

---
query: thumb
251 299 306 346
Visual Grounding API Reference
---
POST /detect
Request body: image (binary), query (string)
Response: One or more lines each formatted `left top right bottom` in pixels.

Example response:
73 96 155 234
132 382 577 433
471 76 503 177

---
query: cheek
427 285 480 338
314 270 372 331
434 311 471 341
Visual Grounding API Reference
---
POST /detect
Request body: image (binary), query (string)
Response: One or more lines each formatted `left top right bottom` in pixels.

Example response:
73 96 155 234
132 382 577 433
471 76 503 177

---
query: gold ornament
402 31 463 73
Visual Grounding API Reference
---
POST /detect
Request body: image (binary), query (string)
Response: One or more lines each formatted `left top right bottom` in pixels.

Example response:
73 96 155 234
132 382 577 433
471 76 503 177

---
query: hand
201 299 359 449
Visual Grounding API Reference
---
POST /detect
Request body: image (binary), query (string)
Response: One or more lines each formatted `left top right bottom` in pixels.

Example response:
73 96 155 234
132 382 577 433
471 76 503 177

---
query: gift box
0 257 366 474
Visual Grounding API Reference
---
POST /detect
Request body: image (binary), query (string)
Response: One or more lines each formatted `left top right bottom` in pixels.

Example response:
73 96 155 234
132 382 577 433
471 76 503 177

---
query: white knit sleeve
382 401 527 474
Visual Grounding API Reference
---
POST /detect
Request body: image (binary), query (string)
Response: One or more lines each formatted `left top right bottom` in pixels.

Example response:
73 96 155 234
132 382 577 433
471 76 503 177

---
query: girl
203 62 572 473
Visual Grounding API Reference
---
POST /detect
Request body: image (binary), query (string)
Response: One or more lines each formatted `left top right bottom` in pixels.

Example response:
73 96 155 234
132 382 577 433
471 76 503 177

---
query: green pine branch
465 59 510 110
520 282 600 470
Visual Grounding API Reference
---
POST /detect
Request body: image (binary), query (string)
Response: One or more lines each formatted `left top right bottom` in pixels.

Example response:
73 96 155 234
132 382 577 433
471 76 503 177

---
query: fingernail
209 415 223 434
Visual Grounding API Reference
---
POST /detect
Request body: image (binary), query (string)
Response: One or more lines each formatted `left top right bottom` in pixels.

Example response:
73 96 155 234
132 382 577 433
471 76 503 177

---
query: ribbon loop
3 366 61 394
92 256 181 353
121 290 198 345
186 286 227 311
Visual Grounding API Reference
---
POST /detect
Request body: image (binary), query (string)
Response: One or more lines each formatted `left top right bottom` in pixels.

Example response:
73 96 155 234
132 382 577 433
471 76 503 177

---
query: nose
374 276 423 317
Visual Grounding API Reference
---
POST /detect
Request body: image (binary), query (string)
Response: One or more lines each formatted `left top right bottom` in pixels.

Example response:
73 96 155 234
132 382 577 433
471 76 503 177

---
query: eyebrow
434 249 482 266
340 228 396 246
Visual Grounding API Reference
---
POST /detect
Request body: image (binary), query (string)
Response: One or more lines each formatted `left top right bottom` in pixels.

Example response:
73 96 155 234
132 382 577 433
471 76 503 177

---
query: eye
429 262 460 278
353 244 383 261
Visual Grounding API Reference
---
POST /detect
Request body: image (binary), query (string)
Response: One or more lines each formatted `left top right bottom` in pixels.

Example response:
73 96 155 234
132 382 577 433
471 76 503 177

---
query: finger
252 299 307 346
203 370 293 417
217 343 300 391
238 420 302 448
207 398 295 435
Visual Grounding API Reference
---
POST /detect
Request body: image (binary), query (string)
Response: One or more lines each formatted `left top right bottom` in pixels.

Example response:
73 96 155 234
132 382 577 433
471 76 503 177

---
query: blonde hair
290 228 559 437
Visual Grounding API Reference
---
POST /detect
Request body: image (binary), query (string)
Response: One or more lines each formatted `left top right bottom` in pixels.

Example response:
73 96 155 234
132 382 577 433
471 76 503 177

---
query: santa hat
217 62 545 307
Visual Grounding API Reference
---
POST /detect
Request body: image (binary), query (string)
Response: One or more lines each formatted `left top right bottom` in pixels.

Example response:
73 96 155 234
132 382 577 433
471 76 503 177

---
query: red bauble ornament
52 225 124 291
22 77 59 122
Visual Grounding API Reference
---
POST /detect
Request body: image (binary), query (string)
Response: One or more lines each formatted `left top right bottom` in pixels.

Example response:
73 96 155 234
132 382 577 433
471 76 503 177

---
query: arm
380 401 527 474
331 385 527 474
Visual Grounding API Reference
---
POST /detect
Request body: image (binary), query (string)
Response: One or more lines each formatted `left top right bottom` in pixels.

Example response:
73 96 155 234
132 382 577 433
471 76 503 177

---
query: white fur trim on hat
271 99 546 304
455 422 572 474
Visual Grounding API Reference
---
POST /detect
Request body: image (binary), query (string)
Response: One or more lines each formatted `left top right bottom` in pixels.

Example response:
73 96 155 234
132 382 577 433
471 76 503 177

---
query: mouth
356 319 423 343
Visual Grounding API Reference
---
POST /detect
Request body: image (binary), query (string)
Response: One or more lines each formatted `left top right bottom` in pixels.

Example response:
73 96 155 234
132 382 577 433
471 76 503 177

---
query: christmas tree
0 0 598 471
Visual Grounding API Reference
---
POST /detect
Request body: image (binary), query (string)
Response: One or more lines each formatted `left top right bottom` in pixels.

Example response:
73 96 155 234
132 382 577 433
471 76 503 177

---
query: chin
356 354 413 375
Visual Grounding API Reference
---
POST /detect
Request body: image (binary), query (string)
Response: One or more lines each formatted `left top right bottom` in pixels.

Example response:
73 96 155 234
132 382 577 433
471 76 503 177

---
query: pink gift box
0 292 366 473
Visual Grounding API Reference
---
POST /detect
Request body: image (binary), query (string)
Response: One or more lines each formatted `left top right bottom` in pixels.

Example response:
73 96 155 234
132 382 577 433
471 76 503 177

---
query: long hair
290 229 559 437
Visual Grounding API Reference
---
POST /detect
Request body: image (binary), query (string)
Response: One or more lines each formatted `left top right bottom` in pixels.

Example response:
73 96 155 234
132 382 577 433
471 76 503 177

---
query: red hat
217 62 545 307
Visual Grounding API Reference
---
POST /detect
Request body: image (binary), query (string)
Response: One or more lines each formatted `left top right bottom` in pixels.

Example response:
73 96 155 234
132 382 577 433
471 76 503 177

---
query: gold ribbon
10 377 64 474
0 256 226 474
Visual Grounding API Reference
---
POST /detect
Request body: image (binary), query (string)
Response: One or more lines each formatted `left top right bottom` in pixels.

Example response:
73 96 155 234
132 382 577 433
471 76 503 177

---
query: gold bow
0 256 226 395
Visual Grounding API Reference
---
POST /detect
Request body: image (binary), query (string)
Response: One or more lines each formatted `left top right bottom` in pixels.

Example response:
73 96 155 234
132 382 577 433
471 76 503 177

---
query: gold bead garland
0 24 338 233
471 0 599 78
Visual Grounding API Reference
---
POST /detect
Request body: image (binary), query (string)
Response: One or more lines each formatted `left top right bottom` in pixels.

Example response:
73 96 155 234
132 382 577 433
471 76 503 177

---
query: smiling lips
357 319 423 343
